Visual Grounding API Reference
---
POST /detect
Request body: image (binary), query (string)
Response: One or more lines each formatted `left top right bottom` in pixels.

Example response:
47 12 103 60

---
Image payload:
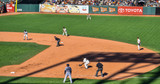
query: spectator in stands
44 0 160 7
0 1 3 14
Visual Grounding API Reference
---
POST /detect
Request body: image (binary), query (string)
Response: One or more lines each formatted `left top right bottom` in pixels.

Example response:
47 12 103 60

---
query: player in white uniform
63 64 72 83
62 27 68 36
137 37 141 50
87 14 91 20
24 30 28 40
83 58 90 69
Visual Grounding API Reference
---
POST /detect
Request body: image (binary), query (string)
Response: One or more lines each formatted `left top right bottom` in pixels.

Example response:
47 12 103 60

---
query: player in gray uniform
63 64 72 83
24 30 28 40
63 27 68 36
137 37 141 50
87 14 91 20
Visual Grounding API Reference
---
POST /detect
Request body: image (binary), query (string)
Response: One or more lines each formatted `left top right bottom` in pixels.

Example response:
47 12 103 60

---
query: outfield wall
39 4 89 13
17 4 39 12
143 7 156 15
118 6 143 15
156 7 160 15
89 5 117 14
4 3 160 15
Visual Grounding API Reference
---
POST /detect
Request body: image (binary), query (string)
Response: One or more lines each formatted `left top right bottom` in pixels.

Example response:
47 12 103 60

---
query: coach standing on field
95 61 104 77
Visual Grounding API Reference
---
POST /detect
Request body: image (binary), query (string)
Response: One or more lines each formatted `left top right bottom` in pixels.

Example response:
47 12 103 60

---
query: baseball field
0 13 160 84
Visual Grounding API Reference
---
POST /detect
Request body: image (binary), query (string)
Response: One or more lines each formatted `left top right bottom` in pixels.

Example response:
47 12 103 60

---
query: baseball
10 72 15 74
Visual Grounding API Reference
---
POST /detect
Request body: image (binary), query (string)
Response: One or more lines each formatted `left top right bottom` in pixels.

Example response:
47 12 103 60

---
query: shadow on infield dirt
69 52 160 64
1 52 160 84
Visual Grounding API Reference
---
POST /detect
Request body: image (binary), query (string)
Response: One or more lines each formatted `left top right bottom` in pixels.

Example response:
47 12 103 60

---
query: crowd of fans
48 0 160 7
0 1 5 14
0 0 15 14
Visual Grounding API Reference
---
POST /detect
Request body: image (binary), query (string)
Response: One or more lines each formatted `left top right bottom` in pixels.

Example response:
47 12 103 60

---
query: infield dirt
0 32 159 80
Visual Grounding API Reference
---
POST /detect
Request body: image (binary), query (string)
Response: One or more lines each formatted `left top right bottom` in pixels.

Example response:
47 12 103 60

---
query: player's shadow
96 72 108 77
140 48 144 50
72 78 85 83
27 38 33 40
88 65 92 68
79 65 92 69
59 44 64 46
103 72 108 77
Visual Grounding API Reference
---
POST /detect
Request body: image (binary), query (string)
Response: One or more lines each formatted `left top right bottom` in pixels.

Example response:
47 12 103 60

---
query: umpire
95 60 104 77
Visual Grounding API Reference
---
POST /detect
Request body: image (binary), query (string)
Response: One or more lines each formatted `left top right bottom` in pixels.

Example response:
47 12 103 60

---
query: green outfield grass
0 42 49 67
0 14 160 52
0 14 160 84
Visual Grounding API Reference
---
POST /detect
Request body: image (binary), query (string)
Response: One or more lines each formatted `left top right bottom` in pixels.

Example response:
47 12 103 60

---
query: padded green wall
17 4 39 12
143 7 156 15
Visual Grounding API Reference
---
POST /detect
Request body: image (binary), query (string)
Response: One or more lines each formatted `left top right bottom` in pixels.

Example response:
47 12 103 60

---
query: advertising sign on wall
68 5 80 13
92 7 99 12
40 4 88 13
109 7 116 13
6 4 15 12
40 4 56 12
100 7 107 12
118 6 143 15
57 5 68 13
67 5 89 13
89 6 117 14
77 5 89 13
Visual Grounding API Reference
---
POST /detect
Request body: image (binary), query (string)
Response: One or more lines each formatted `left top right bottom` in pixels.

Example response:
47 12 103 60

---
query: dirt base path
0 32 159 80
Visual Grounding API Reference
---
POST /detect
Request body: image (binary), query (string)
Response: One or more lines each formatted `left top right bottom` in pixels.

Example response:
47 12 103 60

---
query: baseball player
54 36 60 47
79 58 90 69
95 60 104 77
83 58 90 69
137 37 141 50
87 14 91 20
62 27 68 36
63 64 72 83
24 30 28 40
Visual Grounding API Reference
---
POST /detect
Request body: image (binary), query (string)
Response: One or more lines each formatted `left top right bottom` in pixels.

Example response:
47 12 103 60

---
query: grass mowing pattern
0 14 160 83
0 14 160 52
0 42 49 67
